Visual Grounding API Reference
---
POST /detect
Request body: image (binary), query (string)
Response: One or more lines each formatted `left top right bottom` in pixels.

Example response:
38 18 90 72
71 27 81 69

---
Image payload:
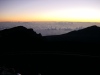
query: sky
0 0 100 22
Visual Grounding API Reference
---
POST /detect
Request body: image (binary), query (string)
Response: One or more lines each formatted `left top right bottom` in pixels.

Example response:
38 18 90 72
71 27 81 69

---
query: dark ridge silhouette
0 25 100 53
44 25 100 42
0 26 42 41
0 25 100 75
43 25 100 56
0 26 43 51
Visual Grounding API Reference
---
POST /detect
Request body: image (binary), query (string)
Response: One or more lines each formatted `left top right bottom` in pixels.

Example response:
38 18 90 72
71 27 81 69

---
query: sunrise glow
0 0 100 22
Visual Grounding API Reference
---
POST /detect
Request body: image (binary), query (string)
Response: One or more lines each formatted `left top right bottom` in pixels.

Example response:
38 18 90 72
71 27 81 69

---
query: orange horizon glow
0 0 100 23
1 8 100 22
0 17 100 23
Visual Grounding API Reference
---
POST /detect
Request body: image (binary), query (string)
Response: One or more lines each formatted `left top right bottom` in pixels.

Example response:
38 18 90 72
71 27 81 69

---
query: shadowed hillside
0 26 42 42
0 25 100 75
45 25 100 42
0 26 43 52
43 25 100 56
0 25 100 54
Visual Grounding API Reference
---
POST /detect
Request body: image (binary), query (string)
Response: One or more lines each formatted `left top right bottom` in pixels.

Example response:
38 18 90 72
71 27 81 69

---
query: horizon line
0 21 100 23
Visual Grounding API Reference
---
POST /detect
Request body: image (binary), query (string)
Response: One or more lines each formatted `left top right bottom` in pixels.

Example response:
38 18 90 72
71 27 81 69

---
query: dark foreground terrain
0 54 100 75
0 25 100 75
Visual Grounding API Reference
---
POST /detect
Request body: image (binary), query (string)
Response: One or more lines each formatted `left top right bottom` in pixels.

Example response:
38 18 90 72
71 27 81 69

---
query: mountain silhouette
0 26 42 40
0 25 100 53
45 25 100 42
0 26 43 52
0 25 100 75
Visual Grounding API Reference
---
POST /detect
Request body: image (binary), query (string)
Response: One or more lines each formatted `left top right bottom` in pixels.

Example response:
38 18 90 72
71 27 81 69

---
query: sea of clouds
0 22 100 36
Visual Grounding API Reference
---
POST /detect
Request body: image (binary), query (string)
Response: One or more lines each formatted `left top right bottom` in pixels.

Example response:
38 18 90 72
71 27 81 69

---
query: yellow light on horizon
0 8 100 22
